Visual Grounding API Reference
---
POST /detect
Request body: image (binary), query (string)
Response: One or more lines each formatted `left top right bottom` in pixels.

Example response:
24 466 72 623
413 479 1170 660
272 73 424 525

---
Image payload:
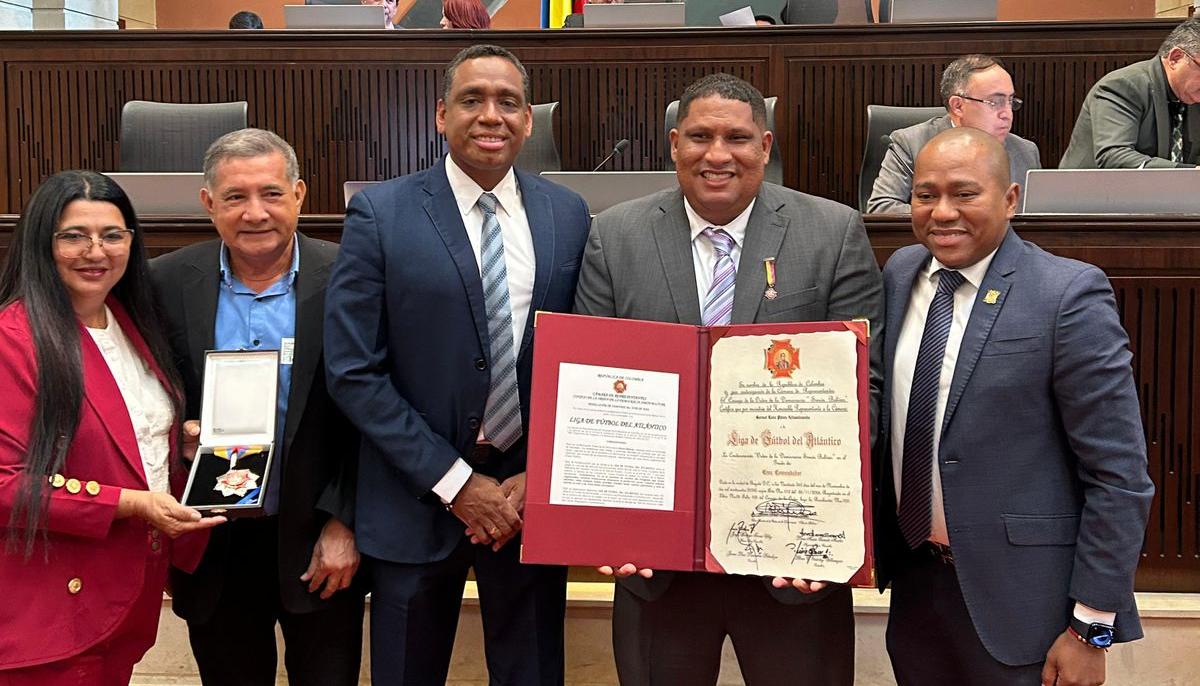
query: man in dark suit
1060 17 1200 169
324 44 590 685
876 127 1154 685
150 128 364 685
574 72 883 685
868 54 1041 214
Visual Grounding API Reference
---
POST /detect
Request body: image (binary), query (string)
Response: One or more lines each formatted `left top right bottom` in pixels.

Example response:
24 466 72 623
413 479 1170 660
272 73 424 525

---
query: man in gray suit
867 54 1041 214
876 127 1153 685
575 73 882 685
1060 17 1200 169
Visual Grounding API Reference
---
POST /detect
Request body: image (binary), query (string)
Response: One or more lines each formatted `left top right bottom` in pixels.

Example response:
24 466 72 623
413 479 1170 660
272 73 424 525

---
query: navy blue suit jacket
874 229 1154 666
324 158 590 565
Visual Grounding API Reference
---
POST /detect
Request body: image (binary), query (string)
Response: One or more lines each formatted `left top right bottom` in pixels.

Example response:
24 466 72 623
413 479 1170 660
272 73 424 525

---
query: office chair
858 104 946 211
118 100 248 172
515 102 562 174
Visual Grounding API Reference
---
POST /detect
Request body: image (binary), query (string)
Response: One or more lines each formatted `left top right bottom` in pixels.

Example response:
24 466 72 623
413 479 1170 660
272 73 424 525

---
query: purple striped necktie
702 228 736 326
897 268 966 549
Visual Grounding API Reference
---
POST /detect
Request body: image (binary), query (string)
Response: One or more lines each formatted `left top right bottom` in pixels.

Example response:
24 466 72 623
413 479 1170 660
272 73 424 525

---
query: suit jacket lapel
882 249 928 435
940 229 1022 434
182 253 219 383
424 160 489 356
1150 62 1172 159
734 189 788 324
516 171 555 361
283 234 329 449
654 191 702 325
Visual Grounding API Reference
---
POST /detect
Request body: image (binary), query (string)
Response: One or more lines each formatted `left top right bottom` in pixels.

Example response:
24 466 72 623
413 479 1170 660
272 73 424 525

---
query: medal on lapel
763 257 779 300
213 445 263 497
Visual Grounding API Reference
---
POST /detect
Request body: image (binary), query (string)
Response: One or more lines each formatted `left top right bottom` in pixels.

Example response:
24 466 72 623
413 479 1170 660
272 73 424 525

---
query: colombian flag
542 0 585 27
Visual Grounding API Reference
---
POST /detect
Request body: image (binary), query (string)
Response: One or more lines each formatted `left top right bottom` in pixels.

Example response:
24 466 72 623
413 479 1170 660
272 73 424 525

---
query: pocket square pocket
762 285 820 314
982 334 1043 356
1002 513 1079 546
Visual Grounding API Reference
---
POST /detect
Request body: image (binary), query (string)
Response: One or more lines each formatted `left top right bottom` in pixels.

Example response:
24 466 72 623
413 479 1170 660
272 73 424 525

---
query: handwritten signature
786 542 833 565
751 500 817 528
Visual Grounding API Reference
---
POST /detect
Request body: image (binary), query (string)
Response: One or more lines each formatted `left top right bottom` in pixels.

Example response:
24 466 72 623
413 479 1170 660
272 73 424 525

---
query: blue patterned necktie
897 269 966 549
476 192 522 451
701 228 736 326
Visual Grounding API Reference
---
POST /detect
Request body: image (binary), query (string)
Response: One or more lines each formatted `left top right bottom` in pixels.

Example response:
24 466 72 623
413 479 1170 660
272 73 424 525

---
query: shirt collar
923 245 998 291
220 235 301 290
445 155 521 218
684 197 755 249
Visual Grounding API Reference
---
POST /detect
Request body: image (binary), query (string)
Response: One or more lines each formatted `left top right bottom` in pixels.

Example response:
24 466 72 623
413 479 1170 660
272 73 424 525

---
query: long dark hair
0 170 183 553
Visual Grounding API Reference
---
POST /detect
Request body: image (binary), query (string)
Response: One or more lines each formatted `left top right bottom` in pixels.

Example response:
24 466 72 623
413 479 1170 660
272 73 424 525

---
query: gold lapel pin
983 289 1000 305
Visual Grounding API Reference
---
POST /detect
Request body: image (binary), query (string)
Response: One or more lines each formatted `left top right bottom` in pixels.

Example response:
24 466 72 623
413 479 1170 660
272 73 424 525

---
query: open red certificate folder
522 313 874 587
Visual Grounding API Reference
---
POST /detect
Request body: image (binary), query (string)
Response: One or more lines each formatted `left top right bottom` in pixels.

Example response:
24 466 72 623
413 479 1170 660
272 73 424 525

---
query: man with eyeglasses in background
1061 17 1200 169
867 54 1041 214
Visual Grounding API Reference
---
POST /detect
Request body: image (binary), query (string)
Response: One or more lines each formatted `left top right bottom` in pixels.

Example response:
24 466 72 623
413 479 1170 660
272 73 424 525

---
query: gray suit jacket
1060 57 1200 169
874 229 1154 666
575 182 884 604
867 116 1042 214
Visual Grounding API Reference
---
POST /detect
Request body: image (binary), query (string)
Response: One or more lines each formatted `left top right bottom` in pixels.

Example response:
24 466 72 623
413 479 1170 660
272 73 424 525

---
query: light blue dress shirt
214 239 299 515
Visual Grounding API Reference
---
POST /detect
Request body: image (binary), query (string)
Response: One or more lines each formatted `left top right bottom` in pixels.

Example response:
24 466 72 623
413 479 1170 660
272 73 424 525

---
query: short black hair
677 73 768 130
228 10 264 29
443 44 531 104
753 14 776 24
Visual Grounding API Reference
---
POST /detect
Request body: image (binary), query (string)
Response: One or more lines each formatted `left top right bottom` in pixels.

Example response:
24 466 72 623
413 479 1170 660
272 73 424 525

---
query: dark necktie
897 269 966 549
1171 102 1185 164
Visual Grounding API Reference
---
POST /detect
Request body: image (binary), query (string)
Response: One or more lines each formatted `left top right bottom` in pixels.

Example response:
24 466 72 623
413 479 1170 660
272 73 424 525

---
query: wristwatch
1068 616 1115 649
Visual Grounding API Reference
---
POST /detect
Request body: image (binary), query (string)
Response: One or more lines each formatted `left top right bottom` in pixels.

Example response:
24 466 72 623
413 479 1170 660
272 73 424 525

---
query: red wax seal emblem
613 380 628 394
763 339 800 379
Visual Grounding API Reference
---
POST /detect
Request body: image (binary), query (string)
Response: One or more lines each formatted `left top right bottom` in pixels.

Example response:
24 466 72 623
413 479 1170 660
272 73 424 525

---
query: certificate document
549 363 679 510
522 314 873 587
707 331 864 582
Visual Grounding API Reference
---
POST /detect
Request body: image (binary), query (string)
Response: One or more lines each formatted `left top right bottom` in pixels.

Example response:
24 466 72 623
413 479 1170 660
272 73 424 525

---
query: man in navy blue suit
875 127 1154 686
324 44 590 685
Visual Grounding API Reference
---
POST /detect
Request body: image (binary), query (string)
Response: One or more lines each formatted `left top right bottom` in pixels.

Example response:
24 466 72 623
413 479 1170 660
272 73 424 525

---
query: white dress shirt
890 250 1115 626
890 251 994 546
86 306 173 494
433 157 538 504
684 197 755 308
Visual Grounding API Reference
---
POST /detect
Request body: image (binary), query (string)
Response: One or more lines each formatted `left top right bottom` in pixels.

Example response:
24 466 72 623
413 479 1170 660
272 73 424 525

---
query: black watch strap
1069 616 1115 649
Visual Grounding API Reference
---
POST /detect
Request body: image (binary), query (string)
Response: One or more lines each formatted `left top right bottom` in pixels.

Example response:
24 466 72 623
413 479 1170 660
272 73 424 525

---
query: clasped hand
453 472 524 551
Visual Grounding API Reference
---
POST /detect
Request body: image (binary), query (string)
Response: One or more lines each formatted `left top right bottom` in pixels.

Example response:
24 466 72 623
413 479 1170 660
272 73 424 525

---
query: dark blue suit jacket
874 229 1154 666
324 158 590 565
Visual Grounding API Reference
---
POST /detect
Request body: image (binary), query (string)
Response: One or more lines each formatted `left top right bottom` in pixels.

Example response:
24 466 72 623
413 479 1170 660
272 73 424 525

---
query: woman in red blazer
0 171 224 685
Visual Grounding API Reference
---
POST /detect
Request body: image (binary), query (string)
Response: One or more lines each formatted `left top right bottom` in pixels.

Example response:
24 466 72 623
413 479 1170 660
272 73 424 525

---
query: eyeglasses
1182 51 1200 71
955 94 1024 112
53 229 135 258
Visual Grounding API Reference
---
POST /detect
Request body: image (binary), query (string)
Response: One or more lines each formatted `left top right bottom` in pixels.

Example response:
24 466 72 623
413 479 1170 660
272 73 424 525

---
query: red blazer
0 299 206 669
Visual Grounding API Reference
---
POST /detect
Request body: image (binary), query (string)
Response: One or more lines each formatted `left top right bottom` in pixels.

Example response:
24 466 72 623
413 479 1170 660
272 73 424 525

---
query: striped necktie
702 228 736 326
897 269 966 549
476 192 522 451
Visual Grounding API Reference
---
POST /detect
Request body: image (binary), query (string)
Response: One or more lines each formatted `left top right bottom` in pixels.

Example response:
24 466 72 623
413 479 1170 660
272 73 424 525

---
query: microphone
591 139 631 172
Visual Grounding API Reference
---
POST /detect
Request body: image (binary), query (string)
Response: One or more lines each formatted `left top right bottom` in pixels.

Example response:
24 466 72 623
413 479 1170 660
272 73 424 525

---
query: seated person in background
867 54 1041 214
754 14 777 25
228 10 263 29
361 0 400 28
1060 17 1200 169
440 0 490 29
